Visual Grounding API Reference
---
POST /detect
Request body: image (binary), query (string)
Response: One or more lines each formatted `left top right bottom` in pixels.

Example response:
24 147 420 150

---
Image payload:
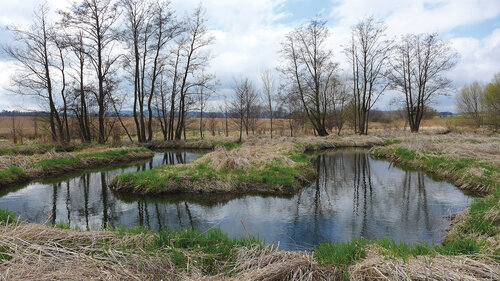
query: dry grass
1 223 498 281
350 245 500 281
0 223 180 281
198 140 296 171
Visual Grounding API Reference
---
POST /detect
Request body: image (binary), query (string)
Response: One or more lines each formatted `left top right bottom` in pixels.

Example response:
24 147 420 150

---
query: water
0 149 472 251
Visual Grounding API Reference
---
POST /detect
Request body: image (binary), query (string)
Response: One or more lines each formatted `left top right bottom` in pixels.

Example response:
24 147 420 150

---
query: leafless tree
329 79 351 135
345 16 392 134
261 69 278 138
174 6 214 140
65 0 121 144
457 82 484 127
387 33 458 132
231 77 256 142
121 0 178 142
194 72 216 139
279 18 338 136
3 4 65 143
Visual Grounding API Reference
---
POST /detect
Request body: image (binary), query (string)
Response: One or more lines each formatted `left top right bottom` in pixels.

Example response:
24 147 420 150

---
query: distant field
0 115 462 140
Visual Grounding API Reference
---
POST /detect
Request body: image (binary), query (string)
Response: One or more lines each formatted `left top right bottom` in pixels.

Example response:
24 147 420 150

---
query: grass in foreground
0 209 16 224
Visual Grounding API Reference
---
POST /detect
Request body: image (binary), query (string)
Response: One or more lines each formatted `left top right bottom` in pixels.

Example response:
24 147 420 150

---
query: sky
0 0 499 112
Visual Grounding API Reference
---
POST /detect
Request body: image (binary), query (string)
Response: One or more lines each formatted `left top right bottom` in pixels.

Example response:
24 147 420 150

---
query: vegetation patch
148 139 242 151
0 143 88 156
0 166 27 187
0 209 16 224
111 145 316 195
1 147 153 187
370 145 499 193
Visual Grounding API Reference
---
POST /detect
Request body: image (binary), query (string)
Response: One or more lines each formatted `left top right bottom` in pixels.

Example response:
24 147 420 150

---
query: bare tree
388 33 458 132
194 73 216 139
279 18 338 136
330 79 351 135
65 30 92 143
457 82 484 127
174 6 214 140
345 16 392 134
121 0 178 142
231 77 256 142
66 0 121 144
3 4 65 143
261 69 278 138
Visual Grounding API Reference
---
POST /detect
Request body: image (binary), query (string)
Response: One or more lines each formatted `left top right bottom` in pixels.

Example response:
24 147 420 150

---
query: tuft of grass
0 209 17 224
315 239 368 267
435 239 482 255
0 166 27 185
211 141 241 150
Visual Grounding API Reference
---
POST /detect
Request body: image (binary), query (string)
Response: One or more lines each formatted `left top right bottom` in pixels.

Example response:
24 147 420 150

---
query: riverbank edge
368 144 499 254
0 148 155 188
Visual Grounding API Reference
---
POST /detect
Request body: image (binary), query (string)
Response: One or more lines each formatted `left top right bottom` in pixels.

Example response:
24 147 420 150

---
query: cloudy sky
1 0 499 112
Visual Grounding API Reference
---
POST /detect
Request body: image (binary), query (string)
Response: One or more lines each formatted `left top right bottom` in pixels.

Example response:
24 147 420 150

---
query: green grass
154 228 260 274
314 237 483 279
0 209 16 224
111 150 316 194
113 226 261 275
33 148 152 169
0 166 27 184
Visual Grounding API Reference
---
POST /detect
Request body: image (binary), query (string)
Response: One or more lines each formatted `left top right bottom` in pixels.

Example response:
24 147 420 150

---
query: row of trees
274 17 458 136
5 2 487 143
3 0 214 144
457 73 500 127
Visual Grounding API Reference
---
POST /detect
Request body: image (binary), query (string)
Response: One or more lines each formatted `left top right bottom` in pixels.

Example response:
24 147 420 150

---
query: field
0 115 474 141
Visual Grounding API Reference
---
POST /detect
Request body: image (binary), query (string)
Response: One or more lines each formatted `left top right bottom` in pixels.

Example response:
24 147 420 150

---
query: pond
0 149 472 251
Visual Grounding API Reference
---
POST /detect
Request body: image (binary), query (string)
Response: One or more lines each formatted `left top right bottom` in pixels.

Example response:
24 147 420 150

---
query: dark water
0 149 472 250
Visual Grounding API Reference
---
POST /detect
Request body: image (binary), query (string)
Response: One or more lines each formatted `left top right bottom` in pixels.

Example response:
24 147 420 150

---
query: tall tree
388 33 458 132
122 0 178 142
279 18 338 136
345 16 392 134
231 77 256 142
67 0 121 144
3 4 65 143
174 6 214 140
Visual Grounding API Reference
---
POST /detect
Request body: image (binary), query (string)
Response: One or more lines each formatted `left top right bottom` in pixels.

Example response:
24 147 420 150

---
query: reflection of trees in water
162 151 187 165
296 151 432 242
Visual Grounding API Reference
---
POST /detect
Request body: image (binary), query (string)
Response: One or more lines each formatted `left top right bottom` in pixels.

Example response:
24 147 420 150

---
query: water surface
0 149 472 250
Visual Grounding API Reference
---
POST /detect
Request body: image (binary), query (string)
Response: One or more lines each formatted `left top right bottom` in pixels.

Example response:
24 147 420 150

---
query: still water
0 149 472 250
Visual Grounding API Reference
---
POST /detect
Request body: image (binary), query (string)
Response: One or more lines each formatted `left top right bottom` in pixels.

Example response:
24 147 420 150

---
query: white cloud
0 0 499 112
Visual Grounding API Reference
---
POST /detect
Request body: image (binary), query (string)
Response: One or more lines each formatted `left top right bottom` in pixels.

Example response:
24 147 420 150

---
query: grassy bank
0 217 497 280
147 138 242 151
0 147 154 187
0 142 89 156
369 140 500 258
111 142 316 195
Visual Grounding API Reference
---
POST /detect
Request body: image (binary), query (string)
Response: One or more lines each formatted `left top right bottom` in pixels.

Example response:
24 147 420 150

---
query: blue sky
1 0 499 112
